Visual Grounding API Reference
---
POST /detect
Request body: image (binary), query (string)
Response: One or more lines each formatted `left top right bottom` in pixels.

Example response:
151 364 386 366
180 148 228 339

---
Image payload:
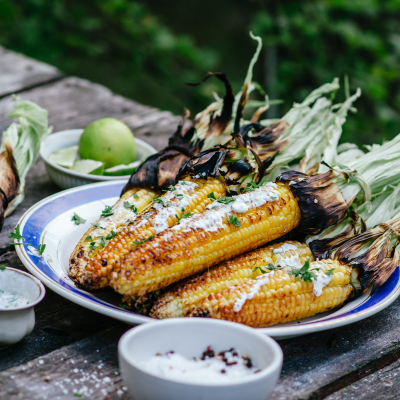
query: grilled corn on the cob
83 177 226 289
110 182 301 297
151 241 314 319
191 259 352 327
69 187 158 288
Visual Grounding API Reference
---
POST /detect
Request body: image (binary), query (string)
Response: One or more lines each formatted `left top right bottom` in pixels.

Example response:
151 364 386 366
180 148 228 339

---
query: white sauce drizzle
311 269 333 296
27 245 53 263
232 259 333 312
138 350 257 384
150 181 198 234
233 271 276 312
0 289 29 308
174 182 280 233
272 243 302 270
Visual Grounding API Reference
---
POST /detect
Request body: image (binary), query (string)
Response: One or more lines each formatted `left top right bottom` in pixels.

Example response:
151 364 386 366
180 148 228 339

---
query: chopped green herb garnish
106 231 117 240
84 236 93 242
98 236 107 248
181 208 193 219
89 242 98 250
74 394 83 398
37 244 46 255
326 268 335 276
163 185 176 192
71 212 86 225
123 201 138 214
207 192 216 201
253 266 267 274
8 225 30 246
101 205 114 218
131 235 153 247
217 196 236 205
124 219 130 225
175 214 181 222
242 182 261 193
132 193 139 199
152 198 168 207
228 216 241 228
290 259 317 283
91 223 104 229
119 304 127 310
8 225 23 240
0 265 6 271
175 194 184 200
180 181 188 185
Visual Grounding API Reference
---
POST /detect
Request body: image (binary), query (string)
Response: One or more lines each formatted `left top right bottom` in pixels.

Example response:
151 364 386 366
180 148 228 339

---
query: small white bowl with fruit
40 118 157 189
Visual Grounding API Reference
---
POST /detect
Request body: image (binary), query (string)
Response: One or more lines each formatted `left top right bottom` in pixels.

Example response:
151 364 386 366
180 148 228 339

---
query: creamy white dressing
174 183 281 233
151 181 198 234
233 259 332 312
233 271 276 312
138 349 258 384
272 243 303 270
311 269 333 296
0 289 29 308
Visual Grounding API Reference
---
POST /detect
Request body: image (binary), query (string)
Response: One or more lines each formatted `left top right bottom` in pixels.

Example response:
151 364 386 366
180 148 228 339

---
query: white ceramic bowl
118 319 283 400
40 129 157 189
0 267 45 348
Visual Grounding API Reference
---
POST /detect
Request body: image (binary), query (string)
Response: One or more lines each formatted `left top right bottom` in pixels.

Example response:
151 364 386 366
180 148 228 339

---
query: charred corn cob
69 187 158 288
110 182 301 297
83 177 226 289
191 259 352 327
151 241 314 319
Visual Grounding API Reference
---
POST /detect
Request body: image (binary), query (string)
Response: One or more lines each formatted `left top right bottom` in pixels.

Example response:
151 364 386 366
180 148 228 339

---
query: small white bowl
40 129 157 189
0 267 45 348
118 319 283 400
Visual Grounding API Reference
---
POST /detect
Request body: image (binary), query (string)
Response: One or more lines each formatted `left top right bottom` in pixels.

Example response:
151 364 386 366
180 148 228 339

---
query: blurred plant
250 0 400 145
0 0 218 113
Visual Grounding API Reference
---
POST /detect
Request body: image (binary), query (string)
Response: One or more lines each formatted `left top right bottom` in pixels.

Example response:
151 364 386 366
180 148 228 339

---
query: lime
70 159 104 175
48 145 78 168
78 118 136 169
103 160 141 176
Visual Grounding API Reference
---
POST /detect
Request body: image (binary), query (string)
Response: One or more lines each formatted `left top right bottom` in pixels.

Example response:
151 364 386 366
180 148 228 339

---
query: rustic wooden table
1 47 400 400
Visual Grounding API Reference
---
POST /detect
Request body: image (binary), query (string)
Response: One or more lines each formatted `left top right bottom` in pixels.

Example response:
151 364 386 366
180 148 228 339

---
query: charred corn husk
84 177 226 289
151 241 313 319
110 182 301 297
69 188 157 288
191 259 352 327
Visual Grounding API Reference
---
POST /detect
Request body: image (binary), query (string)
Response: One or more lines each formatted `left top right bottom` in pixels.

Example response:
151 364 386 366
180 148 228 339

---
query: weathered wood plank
270 297 400 400
325 357 400 400
0 77 181 151
0 327 130 400
0 47 62 97
0 247 124 372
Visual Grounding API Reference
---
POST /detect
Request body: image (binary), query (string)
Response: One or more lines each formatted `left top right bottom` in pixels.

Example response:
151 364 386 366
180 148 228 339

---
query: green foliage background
1 0 400 146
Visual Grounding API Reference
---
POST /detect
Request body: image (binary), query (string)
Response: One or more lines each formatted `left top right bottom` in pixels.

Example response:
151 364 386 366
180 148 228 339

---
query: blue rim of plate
15 180 400 338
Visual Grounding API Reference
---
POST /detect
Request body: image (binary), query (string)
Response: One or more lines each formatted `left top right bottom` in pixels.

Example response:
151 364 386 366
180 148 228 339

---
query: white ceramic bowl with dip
118 319 283 400
40 129 157 189
0 267 45 348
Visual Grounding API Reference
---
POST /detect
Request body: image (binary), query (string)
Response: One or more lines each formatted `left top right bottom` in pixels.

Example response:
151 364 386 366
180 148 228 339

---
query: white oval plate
15 181 400 340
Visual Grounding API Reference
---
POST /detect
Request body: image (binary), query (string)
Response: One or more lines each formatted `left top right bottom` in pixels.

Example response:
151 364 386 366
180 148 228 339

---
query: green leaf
132 193 139 199
217 197 235 205
101 205 114 218
175 194 184 200
326 268 335 276
207 192 216 201
37 244 46 255
119 304 127 310
89 242 98 250
106 231 117 240
123 201 138 213
163 185 176 192
228 215 241 227
253 266 267 274
131 235 153 247
8 224 23 240
98 236 107 248
181 208 193 219
71 212 86 225
152 198 168 207
0 265 6 271
84 236 92 242
290 259 317 283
